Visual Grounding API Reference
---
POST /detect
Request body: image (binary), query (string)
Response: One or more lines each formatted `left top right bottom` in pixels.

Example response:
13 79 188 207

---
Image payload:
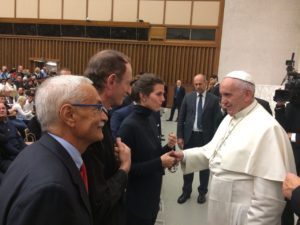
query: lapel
203 92 211 112
38 134 92 216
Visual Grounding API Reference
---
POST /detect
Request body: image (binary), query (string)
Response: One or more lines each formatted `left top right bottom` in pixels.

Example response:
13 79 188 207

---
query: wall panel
139 0 164 24
165 1 191 25
0 35 217 105
192 1 219 26
16 0 38 18
40 0 62 19
114 0 138 22
0 0 15 18
64 0 86 20
88 0 112 21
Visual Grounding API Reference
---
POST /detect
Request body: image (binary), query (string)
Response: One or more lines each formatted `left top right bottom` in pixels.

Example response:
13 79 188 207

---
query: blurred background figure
167 80 185 122
207 74 220 98
0 102 27 183
58 67 72 75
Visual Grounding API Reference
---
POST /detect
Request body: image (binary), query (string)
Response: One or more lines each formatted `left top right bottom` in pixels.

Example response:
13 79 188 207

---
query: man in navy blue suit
0 75 108 225
167 80 185 121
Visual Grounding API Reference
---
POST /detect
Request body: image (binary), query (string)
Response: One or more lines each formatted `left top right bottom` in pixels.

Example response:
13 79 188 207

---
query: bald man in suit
177 74 222 204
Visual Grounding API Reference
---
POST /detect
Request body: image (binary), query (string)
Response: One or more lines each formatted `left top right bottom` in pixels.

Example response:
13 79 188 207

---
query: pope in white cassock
172 71 296 225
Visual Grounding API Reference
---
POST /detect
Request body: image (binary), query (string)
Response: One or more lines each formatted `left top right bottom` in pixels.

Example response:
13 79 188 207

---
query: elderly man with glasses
0 75 108 225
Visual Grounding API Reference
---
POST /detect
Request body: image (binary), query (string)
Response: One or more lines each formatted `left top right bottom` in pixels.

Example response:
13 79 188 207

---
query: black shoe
197 193 206 204
177 193 190 204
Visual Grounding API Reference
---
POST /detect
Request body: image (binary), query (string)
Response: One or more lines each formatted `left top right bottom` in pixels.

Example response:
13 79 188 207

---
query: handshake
161 132 184 172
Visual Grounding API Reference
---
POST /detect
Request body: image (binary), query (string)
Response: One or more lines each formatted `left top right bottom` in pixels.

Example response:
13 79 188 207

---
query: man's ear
139 92 147 104
107 74 117 89
244 89 253 103
59 104 76 128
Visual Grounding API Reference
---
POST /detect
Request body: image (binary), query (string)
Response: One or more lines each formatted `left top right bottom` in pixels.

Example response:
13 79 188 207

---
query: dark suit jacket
83 115 127 225
256 97 272 115
0 134 93 225
177 91 222 145
110 103 134 139
173 86 185 107
291 186 300 218
275 103 300 174
210 83 220 98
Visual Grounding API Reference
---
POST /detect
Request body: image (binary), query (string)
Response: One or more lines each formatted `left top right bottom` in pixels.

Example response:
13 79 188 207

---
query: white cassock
181 100 296 225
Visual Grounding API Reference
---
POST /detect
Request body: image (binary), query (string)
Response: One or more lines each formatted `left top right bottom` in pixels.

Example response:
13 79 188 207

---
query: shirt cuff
182 151 186 162
291 133 296 143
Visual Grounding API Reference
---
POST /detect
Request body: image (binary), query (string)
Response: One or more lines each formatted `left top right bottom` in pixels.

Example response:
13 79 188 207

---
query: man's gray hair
35 75 93 131
235 79 256 96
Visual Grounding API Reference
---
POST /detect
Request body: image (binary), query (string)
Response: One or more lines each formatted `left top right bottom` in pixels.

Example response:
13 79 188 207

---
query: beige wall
0 0 221 26
113 0 138 22
192 1 219 26
16 0 38 18
139 0 164 24
218 0 300 85
88 0 112 21
40 0 62 19
0 0 15 18
63 0 86 20
165 1 191 25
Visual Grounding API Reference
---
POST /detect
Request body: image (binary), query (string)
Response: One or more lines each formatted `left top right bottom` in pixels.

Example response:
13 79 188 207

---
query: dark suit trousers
127 210 157 225
182 131 209 195
169 99 180 120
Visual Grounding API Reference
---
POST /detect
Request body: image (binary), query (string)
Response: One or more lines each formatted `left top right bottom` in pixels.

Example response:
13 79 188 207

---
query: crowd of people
0 50 299 225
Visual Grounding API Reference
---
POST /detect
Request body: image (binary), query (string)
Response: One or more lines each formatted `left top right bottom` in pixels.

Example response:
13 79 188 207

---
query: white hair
234 79 256 97
35 75 93 132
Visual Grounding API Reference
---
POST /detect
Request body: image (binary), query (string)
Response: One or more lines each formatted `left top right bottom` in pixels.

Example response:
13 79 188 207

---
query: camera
273 53 300 105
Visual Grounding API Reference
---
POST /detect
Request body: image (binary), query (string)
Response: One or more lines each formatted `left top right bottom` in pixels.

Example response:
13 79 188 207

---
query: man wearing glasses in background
83 50 132 225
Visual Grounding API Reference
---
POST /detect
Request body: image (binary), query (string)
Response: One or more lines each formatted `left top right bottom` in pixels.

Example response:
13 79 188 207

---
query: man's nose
101 111 108 122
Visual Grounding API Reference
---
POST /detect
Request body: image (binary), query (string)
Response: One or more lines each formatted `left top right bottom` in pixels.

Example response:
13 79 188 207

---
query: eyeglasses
71 103 107 113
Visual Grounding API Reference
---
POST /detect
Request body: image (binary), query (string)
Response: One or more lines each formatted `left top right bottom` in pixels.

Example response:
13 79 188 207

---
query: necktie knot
80 162 89 193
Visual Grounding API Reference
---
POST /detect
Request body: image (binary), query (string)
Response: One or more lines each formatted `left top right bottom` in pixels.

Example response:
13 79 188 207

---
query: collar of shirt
48 132 83 170
197 91 206 98
232 99 257 120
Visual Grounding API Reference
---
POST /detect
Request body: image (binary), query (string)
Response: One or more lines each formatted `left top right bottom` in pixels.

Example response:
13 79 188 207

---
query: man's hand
169 150 184 162
160 151 177 168
167 132 177 148
115 137 131 173
282 173 300 199
177 138 184 150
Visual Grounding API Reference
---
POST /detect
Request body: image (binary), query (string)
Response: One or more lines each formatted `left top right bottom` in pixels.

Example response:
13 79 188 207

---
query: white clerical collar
232 99 257 119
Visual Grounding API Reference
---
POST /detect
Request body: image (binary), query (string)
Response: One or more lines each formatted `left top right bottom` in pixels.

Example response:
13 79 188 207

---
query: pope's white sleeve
181 147 209 174
247 177 286 225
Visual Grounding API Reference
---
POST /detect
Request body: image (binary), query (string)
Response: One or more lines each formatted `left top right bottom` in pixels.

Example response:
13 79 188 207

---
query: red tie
80 163 89 193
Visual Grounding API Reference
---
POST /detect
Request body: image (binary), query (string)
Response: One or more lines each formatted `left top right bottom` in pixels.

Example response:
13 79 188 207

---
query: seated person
10 96 33 137
0 102 27 175
27 115 42 141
